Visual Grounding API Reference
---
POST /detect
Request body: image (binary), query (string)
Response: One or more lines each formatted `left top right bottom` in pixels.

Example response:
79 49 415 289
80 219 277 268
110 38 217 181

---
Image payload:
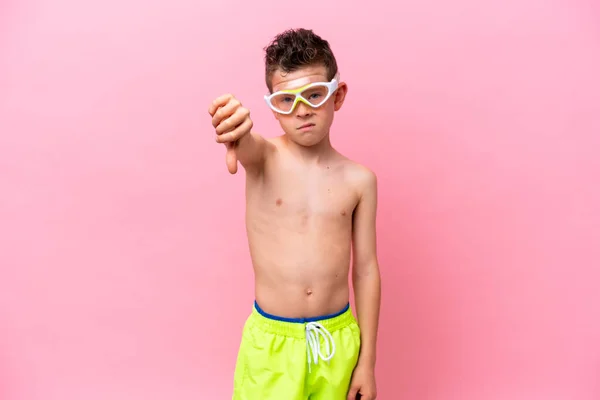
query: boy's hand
347 363 377 400
208 94 253 174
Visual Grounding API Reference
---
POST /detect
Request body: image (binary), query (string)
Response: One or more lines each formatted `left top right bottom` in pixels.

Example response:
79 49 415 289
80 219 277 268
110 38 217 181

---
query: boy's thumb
225 143 238 174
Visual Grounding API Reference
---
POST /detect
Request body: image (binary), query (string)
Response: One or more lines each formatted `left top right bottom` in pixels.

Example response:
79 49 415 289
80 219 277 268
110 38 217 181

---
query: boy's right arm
208 94 272 175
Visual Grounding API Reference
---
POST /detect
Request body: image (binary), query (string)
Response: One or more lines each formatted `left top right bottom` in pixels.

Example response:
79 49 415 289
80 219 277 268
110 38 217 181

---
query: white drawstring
305 321 336 372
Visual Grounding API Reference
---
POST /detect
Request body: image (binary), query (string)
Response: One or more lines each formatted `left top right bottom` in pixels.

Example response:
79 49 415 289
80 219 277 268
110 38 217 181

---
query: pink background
1 0 600 399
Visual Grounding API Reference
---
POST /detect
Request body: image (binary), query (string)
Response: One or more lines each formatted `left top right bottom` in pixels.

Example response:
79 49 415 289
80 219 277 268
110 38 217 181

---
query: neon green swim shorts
232 301 361 400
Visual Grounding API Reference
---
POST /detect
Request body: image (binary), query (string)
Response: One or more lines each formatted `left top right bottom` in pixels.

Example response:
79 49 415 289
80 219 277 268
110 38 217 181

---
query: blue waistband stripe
253 301 350 323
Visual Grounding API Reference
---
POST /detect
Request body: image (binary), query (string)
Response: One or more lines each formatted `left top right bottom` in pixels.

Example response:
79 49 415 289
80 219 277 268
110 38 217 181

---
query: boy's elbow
352 258 380 281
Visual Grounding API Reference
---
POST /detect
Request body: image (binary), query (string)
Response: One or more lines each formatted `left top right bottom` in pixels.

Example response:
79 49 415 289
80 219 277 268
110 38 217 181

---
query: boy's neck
282 133 336 165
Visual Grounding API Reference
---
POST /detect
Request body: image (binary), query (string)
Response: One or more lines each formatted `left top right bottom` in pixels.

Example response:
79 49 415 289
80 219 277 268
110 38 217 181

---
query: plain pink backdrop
1 0 599 399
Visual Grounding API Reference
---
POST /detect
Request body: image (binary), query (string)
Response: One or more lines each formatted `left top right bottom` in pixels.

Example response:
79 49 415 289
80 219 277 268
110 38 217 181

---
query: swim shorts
232 301 361 400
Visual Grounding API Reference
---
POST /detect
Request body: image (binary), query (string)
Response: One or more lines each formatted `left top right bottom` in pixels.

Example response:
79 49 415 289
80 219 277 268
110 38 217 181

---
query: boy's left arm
348 168 381 400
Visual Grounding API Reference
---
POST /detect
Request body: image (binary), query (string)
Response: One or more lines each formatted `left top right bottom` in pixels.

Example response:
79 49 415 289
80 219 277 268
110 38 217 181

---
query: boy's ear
333 82 348 111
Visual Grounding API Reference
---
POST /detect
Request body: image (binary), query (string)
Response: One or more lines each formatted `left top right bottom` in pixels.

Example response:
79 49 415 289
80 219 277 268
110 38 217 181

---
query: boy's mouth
298 123 315 130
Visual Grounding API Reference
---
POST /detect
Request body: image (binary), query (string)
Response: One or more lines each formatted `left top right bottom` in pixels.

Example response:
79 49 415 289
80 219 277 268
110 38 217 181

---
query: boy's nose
295 101 313 116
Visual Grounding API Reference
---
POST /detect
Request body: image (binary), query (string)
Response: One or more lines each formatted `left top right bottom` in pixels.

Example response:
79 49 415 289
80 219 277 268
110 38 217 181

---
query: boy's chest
260 167 359 220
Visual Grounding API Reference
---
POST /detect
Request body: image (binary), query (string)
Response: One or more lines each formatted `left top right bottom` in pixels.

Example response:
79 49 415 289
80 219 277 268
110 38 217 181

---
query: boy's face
269 65 347 147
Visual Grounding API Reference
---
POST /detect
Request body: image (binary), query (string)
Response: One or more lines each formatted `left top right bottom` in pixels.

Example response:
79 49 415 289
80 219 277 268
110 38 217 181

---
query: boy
208 28 381 400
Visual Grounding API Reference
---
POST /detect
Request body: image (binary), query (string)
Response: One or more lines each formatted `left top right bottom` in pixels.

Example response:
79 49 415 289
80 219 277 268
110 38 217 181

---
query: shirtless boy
208 28 381 400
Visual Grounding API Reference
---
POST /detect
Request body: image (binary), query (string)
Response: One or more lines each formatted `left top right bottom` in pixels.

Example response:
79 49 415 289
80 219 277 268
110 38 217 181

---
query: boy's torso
245 137 364 320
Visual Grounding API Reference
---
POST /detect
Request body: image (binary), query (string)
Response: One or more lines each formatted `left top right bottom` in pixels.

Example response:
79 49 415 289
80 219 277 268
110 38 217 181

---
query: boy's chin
290 132 327 147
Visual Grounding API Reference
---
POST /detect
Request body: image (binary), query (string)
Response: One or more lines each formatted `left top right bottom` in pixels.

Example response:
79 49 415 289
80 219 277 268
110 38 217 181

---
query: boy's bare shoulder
266 135 285 148
262 135 286 158
338 156 377 197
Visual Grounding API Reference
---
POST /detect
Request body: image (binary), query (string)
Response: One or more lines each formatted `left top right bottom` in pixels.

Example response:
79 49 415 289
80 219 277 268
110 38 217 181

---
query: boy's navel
275 198 283 206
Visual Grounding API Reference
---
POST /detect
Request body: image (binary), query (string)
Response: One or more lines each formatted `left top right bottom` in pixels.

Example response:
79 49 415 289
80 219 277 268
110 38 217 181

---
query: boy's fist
208 94 253 174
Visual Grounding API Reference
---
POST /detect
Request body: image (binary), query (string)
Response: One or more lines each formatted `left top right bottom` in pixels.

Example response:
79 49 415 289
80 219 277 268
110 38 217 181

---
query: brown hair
263 28 338 93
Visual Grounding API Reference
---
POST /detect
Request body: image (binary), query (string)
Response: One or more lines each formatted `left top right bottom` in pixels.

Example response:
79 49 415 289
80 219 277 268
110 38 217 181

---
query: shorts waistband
249 301 355 338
